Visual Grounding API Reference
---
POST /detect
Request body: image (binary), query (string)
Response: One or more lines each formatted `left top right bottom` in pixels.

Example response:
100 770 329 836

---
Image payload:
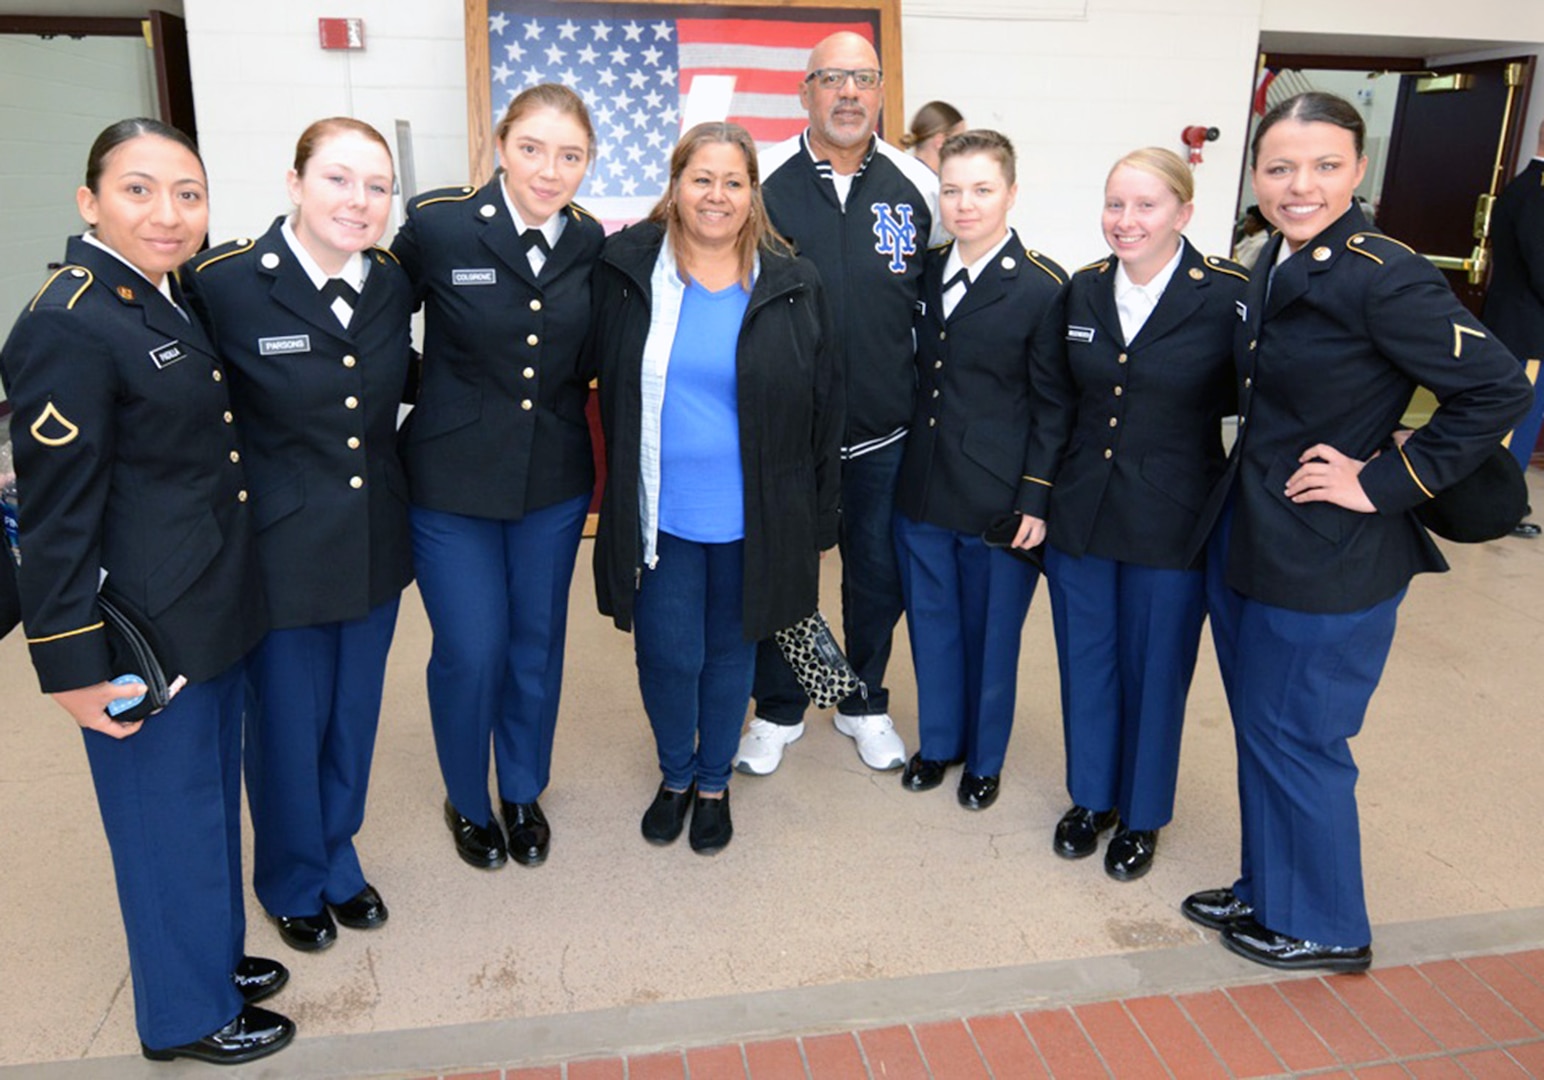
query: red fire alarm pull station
318 18 365 50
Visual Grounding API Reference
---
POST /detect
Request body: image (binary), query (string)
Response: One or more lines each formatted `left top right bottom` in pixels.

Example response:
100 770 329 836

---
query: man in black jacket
735 31 941 776
1482 120 1544 536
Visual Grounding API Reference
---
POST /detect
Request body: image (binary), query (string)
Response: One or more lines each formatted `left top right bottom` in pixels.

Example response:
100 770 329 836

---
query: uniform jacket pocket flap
405 388 481 441
251 473 305 533
960 422 1021 486
1140 453 1208 512
144 511 222 617
1263 454 1346 545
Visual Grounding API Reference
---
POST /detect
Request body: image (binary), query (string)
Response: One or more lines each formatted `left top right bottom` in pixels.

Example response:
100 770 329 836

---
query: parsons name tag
259 334 312 356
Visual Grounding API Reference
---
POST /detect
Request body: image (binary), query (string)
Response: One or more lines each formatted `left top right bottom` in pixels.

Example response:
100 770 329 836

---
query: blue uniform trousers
1045 546 1205 830
633 531 754 793
245 596 400 917
411 494 587 823
893 514 1037 776
754 439 905 721
83 662 247 1050
1206 504 1401 948
1504 361 1543 470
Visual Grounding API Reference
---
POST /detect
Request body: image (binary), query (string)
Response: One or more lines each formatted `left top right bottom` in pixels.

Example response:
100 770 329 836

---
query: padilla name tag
452 268 497 286
148 340 187 369
259 334 312 356
1066 325 1095 344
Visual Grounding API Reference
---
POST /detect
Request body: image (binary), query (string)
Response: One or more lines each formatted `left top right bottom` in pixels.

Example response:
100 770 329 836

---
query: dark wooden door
1377 56 1535 315
148 11 197 146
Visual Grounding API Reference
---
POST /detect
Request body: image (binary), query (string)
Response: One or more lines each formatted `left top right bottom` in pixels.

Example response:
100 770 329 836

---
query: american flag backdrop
485 1 880 223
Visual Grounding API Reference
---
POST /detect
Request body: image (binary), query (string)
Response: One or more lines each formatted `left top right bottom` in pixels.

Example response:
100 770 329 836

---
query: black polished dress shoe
1221 916 1371 973
273 909 336 952
1181 887 1255 930
329 883 388 930
1512 521 1540 538
500 799 551 866
141 1004 295 1064
444 798 507 869
901 752 958 792
1052 804 1119 859
641 783 695 845
957 772 1000 810
232 956 288 1004
1104 828 1158 881
689 789 733 855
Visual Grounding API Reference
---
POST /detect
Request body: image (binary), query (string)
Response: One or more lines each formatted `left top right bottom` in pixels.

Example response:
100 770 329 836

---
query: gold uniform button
212 369 223 382
1113 386 1124 397
1249 339 1257 350
342 354 357 368
523 366 536 379
1108 417 1118 428
347 437 361 450
928 417 936 427
931 389 940 398
939 331 947 341
1313 245 1332 261
349 476 363 489
526 334 539 347
70 268 86 278
529 299 542 312
229 450 241 463
223 411 233 423
345 396 359 409
1103 449 1113 460
934 360 943 369
1244 377 1253 389
521 399 533 411
1117 353 1127 365
237 490 249 502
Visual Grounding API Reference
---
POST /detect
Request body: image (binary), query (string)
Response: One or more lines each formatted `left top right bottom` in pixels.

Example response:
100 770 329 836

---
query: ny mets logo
871 202 917 274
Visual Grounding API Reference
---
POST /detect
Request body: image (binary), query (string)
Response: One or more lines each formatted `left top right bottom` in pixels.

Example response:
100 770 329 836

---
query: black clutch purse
773 610 862 710
99 590 173 723
982 513 1045 570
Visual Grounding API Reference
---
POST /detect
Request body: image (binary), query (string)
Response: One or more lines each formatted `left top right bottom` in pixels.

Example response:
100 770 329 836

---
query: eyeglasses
804 68 882 91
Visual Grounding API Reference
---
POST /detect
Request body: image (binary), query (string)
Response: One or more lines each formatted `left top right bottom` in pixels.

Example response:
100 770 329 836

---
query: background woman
901 100 966 175
895 129 1064 811
1024 147 1245 879
1185 92 1531 971
0 119 292 1064
392 84 605 871
185 118 413 952
590 122 839 855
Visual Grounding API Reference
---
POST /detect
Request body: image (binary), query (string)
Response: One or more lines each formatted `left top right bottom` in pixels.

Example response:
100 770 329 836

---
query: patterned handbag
773 610 863 710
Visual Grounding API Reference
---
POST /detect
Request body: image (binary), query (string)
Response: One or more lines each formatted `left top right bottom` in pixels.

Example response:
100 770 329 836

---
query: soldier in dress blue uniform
1183 93 1533 972
894 130 1064 811
0 119 293 1065
1025 148 1245 880
184 119 413 953
390 84 605 870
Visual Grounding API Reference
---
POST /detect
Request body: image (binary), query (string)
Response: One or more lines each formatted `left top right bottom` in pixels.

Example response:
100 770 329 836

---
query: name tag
1066 325 1095 344
452 268 497 286
259 334 312 356
1236 300 1248 321
148 340 186 369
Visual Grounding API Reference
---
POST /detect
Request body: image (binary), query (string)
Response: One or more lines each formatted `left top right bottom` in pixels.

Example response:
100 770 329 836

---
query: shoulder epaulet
1076 258 1111 275
1345 231 1417 266
370 245 400 266
927 239 953 253
1024 249 1066 285
28 266 93 312
189 237 255 273
568 201 599 224
1203 254 1249 282
410 185 478 211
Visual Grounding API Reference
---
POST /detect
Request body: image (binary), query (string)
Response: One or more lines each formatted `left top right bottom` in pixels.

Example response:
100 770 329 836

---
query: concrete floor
2 474 1542 1071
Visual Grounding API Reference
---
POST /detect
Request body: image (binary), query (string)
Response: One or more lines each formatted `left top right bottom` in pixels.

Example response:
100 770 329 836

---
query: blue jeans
633 531 755 793
753 439 904 722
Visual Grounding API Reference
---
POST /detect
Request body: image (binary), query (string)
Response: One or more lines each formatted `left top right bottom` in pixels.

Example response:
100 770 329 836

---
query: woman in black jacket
590 122 840 855
184 117 413 953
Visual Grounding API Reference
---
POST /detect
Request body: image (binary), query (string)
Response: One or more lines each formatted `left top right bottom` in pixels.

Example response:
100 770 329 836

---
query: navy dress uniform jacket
391 180 605 519
0 237 266 690
184 218 414 629
897 232 1066 534
1206 205 1533 613
1029 239 1245 569
1482 158 1544 361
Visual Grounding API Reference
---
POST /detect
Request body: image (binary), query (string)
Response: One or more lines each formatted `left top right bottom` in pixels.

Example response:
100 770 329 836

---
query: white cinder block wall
182 0 1544 263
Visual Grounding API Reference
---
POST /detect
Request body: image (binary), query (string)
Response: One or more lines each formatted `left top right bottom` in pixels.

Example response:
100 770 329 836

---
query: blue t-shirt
658 278 751 542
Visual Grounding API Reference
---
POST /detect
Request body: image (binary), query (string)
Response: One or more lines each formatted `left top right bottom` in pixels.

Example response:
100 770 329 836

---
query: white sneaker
833 712 906 771
733 718 805 775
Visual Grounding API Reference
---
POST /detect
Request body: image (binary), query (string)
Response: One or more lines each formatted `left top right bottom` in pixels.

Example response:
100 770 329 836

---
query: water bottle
1 438 19 567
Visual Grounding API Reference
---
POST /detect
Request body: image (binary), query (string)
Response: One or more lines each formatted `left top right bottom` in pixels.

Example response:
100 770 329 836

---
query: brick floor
400 947 1544 1079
